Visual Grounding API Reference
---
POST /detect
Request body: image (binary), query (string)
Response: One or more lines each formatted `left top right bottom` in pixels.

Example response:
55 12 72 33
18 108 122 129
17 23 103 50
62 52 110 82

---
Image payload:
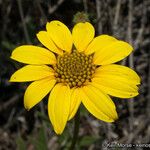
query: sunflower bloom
10 21 140 134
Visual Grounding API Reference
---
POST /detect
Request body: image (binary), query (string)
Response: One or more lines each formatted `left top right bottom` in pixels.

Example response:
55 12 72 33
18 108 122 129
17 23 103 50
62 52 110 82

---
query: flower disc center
54 50 96 88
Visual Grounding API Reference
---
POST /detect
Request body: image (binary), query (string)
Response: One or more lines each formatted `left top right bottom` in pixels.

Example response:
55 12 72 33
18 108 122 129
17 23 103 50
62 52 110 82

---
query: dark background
0 0 150 149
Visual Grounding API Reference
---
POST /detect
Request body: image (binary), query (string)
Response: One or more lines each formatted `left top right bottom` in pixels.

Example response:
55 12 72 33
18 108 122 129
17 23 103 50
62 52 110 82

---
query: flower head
10 20 140 134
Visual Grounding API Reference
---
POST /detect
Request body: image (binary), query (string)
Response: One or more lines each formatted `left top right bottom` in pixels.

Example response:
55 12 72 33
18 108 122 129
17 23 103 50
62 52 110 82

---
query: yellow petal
48 83 71 134
10 65 54 82
24 77 56 110
94 64 140 85
93 41 133 65
81 85 118 122
92 65 140 98
46 21 72 52
85 35 117 55
36 31 63 55
68 88 81 120
11 45 56 65
72 22 95 52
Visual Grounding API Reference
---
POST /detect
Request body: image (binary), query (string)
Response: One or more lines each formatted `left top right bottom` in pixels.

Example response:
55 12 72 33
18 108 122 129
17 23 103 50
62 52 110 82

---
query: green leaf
1 41 16 50
16 136 26 150
33 126 48 150
80 136 98 147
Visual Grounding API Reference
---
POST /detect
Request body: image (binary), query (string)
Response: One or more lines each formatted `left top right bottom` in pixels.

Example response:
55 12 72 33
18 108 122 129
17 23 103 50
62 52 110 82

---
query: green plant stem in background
69 109 80 150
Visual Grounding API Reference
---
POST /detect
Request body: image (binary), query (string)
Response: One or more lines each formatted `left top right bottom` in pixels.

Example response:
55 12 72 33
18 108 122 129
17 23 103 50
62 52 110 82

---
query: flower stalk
69 109 80 150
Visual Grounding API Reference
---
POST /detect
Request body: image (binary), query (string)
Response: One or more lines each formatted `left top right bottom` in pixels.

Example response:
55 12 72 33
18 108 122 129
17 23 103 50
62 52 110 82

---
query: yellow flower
10 21 140 134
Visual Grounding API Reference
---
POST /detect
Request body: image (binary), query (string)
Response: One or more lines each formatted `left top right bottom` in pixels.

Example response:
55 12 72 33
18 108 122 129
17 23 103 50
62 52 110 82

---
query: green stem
69 109 80 150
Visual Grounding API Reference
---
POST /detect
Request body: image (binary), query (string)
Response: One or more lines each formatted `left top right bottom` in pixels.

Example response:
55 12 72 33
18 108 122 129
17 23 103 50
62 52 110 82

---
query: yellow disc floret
53 50 96 88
